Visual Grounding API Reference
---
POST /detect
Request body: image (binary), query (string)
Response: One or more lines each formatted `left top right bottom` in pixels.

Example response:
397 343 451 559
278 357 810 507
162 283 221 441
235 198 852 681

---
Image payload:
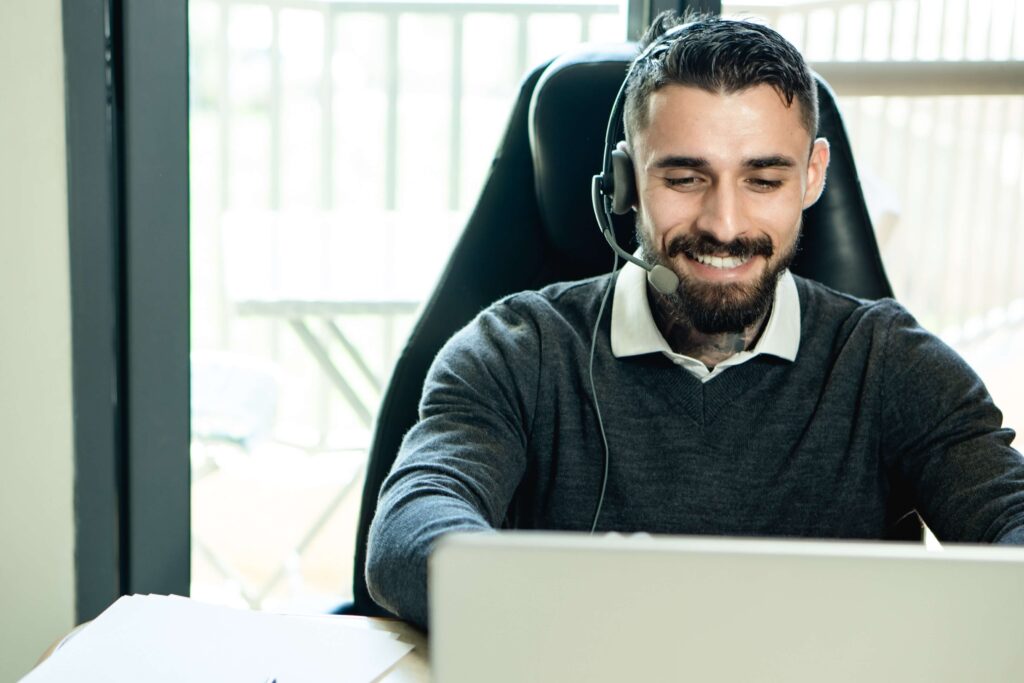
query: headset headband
599 22 697 181
591 20 701 296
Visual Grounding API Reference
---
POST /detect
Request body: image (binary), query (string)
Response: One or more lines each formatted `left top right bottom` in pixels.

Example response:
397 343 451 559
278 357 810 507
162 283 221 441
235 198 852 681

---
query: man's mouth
688 252 753 270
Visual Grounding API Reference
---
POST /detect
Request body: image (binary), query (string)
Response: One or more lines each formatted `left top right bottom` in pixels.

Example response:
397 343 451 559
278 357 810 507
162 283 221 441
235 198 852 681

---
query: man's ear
802 137 831 210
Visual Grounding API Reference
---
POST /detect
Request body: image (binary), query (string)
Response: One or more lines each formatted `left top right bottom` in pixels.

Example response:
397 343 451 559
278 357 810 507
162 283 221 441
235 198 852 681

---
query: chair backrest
347 44 905 617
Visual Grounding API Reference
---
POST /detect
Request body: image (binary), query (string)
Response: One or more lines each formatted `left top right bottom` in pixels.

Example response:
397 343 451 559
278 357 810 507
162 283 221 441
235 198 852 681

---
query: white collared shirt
610 260 801 382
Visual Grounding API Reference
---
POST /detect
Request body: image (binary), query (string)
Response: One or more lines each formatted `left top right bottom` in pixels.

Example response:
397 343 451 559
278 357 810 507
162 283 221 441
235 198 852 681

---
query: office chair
340 43 918 618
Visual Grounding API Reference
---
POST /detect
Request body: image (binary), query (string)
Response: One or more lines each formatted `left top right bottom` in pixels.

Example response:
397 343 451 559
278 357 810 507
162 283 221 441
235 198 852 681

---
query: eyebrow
651 154 797 170
745 155 797 169
652 155 709 170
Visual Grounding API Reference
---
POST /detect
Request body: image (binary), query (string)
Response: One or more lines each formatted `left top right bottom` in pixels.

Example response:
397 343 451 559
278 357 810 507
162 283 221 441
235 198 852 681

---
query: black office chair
341 43 918 618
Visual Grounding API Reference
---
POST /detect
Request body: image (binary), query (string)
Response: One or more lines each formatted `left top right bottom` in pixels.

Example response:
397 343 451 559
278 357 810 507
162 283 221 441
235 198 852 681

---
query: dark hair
623 12 819 143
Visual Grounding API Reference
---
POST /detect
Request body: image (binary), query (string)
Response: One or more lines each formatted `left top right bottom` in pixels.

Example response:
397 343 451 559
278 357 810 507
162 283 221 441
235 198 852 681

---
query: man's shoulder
793 273 908 327
491 273 614 324
793 274 942 370
444 273 613 356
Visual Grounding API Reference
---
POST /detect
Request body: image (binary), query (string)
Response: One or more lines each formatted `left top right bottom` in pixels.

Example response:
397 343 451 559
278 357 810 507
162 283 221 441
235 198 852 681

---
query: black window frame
63 0 190 622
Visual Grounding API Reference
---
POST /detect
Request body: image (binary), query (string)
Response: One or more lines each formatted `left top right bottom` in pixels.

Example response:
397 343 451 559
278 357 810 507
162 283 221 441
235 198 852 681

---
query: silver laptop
429 532 1024 682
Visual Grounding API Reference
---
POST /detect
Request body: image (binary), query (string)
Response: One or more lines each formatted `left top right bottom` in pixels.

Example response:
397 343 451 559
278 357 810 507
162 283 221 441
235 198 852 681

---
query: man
365 13 1024 629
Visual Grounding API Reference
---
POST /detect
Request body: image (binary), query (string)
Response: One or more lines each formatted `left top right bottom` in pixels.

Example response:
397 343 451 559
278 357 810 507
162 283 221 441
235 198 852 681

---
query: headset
586 22 697 532
590 23 704 299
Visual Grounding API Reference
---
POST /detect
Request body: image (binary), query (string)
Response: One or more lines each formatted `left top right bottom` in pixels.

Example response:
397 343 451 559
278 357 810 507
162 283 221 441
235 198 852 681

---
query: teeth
693 253 751 269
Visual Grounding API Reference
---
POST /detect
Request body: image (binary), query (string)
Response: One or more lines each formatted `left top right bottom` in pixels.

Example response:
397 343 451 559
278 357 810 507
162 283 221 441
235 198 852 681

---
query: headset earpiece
591 53 680 295
609 146 637 214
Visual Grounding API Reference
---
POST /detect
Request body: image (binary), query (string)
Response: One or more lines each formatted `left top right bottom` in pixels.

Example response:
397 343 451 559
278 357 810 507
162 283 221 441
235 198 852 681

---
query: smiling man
365 13 1024 629
619 18 829 373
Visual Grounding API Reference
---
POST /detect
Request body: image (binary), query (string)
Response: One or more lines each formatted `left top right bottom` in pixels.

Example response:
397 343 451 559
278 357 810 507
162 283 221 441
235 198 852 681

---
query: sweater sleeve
364 298 540 628
880 302 1024 544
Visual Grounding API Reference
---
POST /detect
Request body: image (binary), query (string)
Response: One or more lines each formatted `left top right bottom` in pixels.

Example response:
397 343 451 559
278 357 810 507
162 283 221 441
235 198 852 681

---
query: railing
191 0 624 434
192 0 622 212
729 0 1024 64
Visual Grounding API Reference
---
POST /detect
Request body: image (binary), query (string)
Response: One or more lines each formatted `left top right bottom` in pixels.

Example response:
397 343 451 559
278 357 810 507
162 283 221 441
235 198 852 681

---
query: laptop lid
429 532 1024 683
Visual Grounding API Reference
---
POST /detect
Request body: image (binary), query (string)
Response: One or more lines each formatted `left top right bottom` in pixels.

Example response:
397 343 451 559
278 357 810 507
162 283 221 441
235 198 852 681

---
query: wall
0 0 77 680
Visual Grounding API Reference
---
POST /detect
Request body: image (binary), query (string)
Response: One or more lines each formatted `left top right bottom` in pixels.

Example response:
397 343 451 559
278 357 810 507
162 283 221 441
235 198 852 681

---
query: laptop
429 532 1024 682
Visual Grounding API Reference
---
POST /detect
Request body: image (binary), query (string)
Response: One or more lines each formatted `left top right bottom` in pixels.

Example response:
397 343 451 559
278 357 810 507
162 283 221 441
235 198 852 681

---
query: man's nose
695 183 743 244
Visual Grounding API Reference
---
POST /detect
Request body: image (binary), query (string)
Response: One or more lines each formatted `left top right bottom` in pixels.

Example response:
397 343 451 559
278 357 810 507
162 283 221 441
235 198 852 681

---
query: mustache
666 232 774 260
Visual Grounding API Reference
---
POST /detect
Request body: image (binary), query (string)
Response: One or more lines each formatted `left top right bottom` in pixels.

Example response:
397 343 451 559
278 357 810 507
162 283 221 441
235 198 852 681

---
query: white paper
22 594 414 683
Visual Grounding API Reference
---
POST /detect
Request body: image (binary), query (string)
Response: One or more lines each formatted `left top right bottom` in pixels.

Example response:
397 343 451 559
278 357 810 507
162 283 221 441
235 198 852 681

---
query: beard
637 223 799 335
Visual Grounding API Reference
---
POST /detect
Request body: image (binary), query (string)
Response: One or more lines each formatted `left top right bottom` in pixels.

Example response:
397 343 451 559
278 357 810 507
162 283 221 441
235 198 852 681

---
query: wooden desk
38 615 429 683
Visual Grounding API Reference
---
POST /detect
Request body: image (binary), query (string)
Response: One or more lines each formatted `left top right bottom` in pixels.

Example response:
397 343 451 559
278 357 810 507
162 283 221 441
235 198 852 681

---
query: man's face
630 83 830 334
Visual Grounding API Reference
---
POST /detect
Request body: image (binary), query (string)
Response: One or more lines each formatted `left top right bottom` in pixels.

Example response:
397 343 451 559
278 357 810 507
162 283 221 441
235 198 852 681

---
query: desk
37 616 429 683
235 299 420 429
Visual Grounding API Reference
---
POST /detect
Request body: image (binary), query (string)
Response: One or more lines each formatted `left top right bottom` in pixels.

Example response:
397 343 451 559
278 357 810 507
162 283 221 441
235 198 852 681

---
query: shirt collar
610 259 800 363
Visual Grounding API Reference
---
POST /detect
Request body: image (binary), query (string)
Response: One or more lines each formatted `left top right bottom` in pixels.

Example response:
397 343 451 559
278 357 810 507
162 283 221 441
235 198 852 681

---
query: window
189 0 627 611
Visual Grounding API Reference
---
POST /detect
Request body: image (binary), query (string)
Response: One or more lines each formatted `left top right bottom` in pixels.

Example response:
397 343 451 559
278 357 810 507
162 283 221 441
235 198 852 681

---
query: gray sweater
366 274 1024 628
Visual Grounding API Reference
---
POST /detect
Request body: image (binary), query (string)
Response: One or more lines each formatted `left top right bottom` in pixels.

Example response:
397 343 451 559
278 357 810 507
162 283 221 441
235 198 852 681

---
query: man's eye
748 178 784 191
666 176 701 188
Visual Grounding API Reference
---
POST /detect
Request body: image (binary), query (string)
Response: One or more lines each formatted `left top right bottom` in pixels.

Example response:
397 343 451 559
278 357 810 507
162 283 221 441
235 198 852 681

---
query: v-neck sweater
366 273 1024 628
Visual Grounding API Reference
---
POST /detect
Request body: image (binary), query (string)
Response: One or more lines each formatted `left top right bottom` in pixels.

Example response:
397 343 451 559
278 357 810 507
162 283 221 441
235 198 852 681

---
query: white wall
0 0 77 680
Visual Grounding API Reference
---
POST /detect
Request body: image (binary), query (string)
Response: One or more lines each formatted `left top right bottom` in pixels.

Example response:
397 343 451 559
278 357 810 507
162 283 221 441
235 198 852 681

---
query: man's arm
881 303 1024 543
365 299 540 628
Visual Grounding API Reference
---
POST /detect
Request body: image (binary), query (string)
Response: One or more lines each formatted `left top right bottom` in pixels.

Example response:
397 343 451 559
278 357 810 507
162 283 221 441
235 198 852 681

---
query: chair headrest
530 44 637 278
528 43 893 299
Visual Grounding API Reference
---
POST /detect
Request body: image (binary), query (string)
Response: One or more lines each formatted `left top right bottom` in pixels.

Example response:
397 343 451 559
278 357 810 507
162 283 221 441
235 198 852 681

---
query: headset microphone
591 49 681 296
591 174 679 296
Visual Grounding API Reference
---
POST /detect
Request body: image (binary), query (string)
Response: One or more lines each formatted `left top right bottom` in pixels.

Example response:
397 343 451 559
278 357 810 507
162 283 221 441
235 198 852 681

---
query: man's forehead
645 82 800 121
636 83 813 158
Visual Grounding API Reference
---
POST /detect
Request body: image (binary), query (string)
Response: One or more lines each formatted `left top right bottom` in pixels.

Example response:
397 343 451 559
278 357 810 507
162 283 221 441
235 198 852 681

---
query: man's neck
649 290 771 370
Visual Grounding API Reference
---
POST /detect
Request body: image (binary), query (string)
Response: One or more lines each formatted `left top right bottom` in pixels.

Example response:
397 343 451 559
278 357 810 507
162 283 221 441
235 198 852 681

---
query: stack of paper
22 594 415 682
